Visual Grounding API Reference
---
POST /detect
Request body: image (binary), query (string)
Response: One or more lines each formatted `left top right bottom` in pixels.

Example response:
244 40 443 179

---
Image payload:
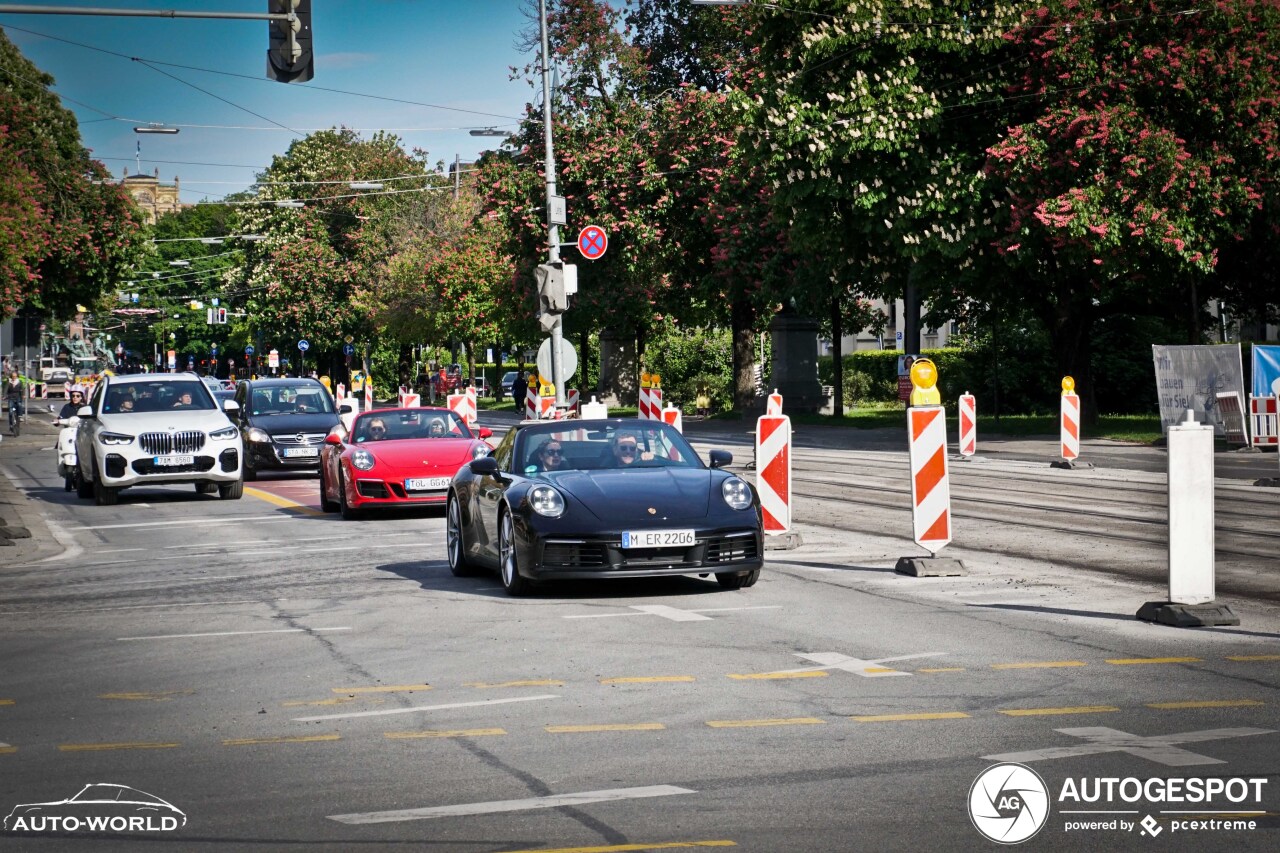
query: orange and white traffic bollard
660 404 682 433
649 374 663 419
766 389 783 415
1053 375 1091 469
957 392 976 458
755 412 792 537
896 359 965 576
638 372 652 420
401 393 421 408
524 382 537 420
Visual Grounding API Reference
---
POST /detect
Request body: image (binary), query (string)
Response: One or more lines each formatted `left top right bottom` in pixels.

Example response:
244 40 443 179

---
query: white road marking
985 726 1277 767
119 627 351 641
785 651 947 678
327 784 694 825
0 599 265 616
294 694 558 723
564 604 781 622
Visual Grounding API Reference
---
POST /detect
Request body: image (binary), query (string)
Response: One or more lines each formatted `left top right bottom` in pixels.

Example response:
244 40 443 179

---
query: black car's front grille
705 533 759 563
273 432 327 446
542 541 609 568
139 431 206 455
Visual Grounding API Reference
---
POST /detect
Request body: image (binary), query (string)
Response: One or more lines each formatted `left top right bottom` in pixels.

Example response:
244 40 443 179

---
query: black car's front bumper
517 521 763 580
246 441 322 471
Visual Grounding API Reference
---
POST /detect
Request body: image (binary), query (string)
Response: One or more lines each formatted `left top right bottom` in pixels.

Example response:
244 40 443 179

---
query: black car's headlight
351 448 375 471
529 485 564 518
722 477 753 510
472 443 490 459
209 426 237 440
98 431 134 446
247 427 272 443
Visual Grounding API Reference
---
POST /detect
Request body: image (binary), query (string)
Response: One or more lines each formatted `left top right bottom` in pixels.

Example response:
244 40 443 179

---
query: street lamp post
538 0 567 411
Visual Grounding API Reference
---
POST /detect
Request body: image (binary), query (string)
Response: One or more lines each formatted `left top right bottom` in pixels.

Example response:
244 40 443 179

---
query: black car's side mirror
469 456 499 476
338 404 352 414
708 450 733 469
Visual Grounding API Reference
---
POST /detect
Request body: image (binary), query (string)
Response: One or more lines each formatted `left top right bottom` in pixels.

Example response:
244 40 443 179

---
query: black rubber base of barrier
1253 477 1280 488
1050 459 1095 470
895 556 967 577
1136 601 1240 628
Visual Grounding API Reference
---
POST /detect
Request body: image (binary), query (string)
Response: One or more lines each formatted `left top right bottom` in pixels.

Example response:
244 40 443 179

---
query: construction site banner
1151 344 1245 436
1252 344 1280 398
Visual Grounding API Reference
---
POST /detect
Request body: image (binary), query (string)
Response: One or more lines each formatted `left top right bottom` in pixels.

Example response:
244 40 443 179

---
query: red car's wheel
319 464 339 513
339 469 362 520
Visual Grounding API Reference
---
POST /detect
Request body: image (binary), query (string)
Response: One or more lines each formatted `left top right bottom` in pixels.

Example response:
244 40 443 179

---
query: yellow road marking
504 842 736 853
282 696 376 707
59 741 179 752
918 668 966 673
1106 657 1202 665
1000 706 1119 717
0 699 13 706
726 671 828 680
546 723 665 733
851 712 971 722
863 667 897 674
990 661 1086 670
332 684 431 694
601 676 696 684
385 728 506 739
1147 700 1265 710
222 734 340 746
706 717 825 729
465 679 565 688
1226 655 1280 662
245 486 323 516
99 690 195 701
0 746 16 754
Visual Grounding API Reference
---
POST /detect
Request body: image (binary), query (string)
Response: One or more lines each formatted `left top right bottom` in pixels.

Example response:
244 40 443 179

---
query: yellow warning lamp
650 373 661 388
908 358 941 407
538 375 555 397
1061 375 1075 396
640 372 652 389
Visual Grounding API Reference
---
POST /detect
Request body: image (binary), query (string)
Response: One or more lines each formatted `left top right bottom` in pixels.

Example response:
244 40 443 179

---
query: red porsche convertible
319 407 492 519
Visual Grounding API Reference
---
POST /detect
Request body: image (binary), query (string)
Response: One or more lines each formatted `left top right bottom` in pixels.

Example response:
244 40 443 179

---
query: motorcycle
55 415 80 492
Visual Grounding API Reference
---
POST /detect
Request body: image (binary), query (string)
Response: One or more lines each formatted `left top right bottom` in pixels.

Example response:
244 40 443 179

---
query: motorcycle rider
56 386 87 423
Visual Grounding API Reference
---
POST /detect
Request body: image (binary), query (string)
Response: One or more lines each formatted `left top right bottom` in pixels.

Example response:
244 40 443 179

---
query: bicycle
6 398 22 437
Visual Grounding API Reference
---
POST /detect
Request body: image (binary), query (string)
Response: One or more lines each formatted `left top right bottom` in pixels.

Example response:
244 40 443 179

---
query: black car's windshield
103 380 214 414
354 409 471 443
249 385 334 415
518 421 702 474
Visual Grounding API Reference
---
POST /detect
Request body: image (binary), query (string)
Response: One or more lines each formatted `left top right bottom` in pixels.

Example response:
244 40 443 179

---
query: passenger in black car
535 440 565 473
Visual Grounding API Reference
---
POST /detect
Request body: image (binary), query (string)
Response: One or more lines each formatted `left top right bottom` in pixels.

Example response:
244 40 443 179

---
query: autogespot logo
969 763 1051 844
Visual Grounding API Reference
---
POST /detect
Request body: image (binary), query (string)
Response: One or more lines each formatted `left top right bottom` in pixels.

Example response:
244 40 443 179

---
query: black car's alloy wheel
446 494 476 576
498 511 532 596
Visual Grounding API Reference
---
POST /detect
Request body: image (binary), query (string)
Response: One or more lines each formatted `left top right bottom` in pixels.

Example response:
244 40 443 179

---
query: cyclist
5 369 26 434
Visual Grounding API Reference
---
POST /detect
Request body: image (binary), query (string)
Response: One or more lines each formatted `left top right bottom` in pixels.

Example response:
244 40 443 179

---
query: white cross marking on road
985 726 1276 767
564 604 781 622
786 651 948 678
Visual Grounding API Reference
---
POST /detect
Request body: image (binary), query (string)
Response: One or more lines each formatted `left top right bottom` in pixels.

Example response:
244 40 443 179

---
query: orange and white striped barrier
1059 375 1081 463
649 376 662 420
907 405 951 555
524 383 537 420
447 392 475 426
638 372 653 420
399 392 421 408
336 383 346 400
1250 395 1278 448
535 393 554 419
755 413 791 535
365 381 374 412
766 390 783 415
1215 391 1248 447
958 393 976 457
661 404 682 433
467 385 477 421
566 388 579 414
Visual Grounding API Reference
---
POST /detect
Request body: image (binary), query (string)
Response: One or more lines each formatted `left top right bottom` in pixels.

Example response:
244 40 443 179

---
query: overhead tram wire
0 23 523 122
132 59 303 138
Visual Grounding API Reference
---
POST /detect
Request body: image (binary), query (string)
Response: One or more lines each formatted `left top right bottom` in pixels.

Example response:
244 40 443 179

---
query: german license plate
622 529 695 548
406 477 450 491
154 455 194 467
283 447 318 458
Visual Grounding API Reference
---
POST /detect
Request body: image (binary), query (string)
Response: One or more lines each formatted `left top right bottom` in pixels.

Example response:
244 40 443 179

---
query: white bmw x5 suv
75 373 245 506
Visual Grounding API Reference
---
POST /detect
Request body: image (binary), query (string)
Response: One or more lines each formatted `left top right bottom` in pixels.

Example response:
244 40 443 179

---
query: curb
0 414 69 566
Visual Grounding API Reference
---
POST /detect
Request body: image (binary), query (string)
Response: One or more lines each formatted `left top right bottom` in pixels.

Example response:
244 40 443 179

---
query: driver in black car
609 431 654 466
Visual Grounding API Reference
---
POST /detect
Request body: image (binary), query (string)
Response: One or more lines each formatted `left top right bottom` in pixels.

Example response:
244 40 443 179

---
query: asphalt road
1 411 1278 852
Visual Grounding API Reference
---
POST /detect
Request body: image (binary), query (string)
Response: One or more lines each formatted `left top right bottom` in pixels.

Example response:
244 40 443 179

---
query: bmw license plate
406 477 450 491
154 455 194 467
622 529 695 549
283 447 318 457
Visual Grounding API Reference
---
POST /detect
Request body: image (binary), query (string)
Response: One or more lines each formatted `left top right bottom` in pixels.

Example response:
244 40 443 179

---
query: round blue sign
244 345 255 355
342 343 355 356
298 339 310 352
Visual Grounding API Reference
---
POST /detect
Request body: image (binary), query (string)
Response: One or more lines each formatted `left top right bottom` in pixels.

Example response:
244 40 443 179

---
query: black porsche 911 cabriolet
446 418 763 595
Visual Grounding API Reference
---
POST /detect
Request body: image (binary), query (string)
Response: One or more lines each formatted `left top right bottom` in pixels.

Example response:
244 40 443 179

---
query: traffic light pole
538 0 567 411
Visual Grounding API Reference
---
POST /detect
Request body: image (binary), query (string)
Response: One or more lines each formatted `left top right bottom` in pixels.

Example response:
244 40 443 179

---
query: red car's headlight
351 448 376 471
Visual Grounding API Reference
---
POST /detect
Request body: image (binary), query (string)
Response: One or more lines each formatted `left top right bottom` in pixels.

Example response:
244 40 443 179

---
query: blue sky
1 0 538 204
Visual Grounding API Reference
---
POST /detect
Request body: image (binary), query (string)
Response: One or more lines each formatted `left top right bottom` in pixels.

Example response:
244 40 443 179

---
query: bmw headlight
351 448 375 471
209 426 237 440
98 431 134 446
471 443 490 460
247 427 271 443
529 485 564 518
722 477 753 510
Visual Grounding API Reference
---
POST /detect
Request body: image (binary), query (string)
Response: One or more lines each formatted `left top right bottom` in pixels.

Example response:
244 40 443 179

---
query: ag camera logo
969 763 1051 844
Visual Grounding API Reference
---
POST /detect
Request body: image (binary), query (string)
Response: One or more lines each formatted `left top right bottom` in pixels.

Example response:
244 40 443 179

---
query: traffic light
216 307 228 324
267 0 314 83
535 262 567 332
